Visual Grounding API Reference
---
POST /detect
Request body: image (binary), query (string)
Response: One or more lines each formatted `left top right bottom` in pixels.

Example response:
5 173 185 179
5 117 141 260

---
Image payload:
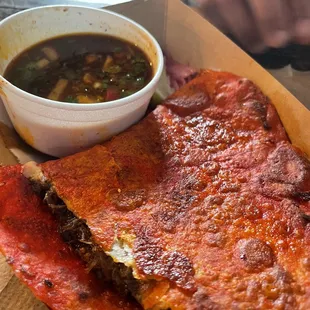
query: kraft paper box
0 0 309 309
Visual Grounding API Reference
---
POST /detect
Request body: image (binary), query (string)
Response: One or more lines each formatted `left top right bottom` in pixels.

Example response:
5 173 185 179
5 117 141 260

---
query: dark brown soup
4 34 153 103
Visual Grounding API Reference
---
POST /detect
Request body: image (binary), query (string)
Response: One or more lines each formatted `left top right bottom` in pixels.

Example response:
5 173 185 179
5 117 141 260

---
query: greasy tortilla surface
0 165 140 310
41 71 310 309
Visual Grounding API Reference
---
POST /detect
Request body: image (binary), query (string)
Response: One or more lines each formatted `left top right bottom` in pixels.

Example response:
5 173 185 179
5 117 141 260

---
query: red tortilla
0 165 140 310
40 71 310 309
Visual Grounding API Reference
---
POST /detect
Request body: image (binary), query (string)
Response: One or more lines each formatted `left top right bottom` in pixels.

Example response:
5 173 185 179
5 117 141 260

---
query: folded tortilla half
24 71 310 309
0 165 140 310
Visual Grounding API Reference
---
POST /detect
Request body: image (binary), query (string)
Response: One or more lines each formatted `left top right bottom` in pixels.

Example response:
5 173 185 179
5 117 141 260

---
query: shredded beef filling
43 188 141 299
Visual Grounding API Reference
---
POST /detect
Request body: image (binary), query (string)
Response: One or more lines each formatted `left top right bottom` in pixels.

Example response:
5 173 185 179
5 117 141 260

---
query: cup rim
0 5 164 111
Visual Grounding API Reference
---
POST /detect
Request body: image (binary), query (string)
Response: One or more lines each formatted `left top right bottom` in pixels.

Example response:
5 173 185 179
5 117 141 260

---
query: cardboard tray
0 0 309 309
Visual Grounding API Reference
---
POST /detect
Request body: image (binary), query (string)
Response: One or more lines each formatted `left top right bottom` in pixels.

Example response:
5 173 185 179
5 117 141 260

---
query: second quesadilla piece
0 165 140 310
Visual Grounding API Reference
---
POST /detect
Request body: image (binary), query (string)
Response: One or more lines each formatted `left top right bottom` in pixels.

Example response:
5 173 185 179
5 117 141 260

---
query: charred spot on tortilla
6 256 14 264
295 192 310 201
78 292 89 301
302 213 310 222
44 279 54 288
